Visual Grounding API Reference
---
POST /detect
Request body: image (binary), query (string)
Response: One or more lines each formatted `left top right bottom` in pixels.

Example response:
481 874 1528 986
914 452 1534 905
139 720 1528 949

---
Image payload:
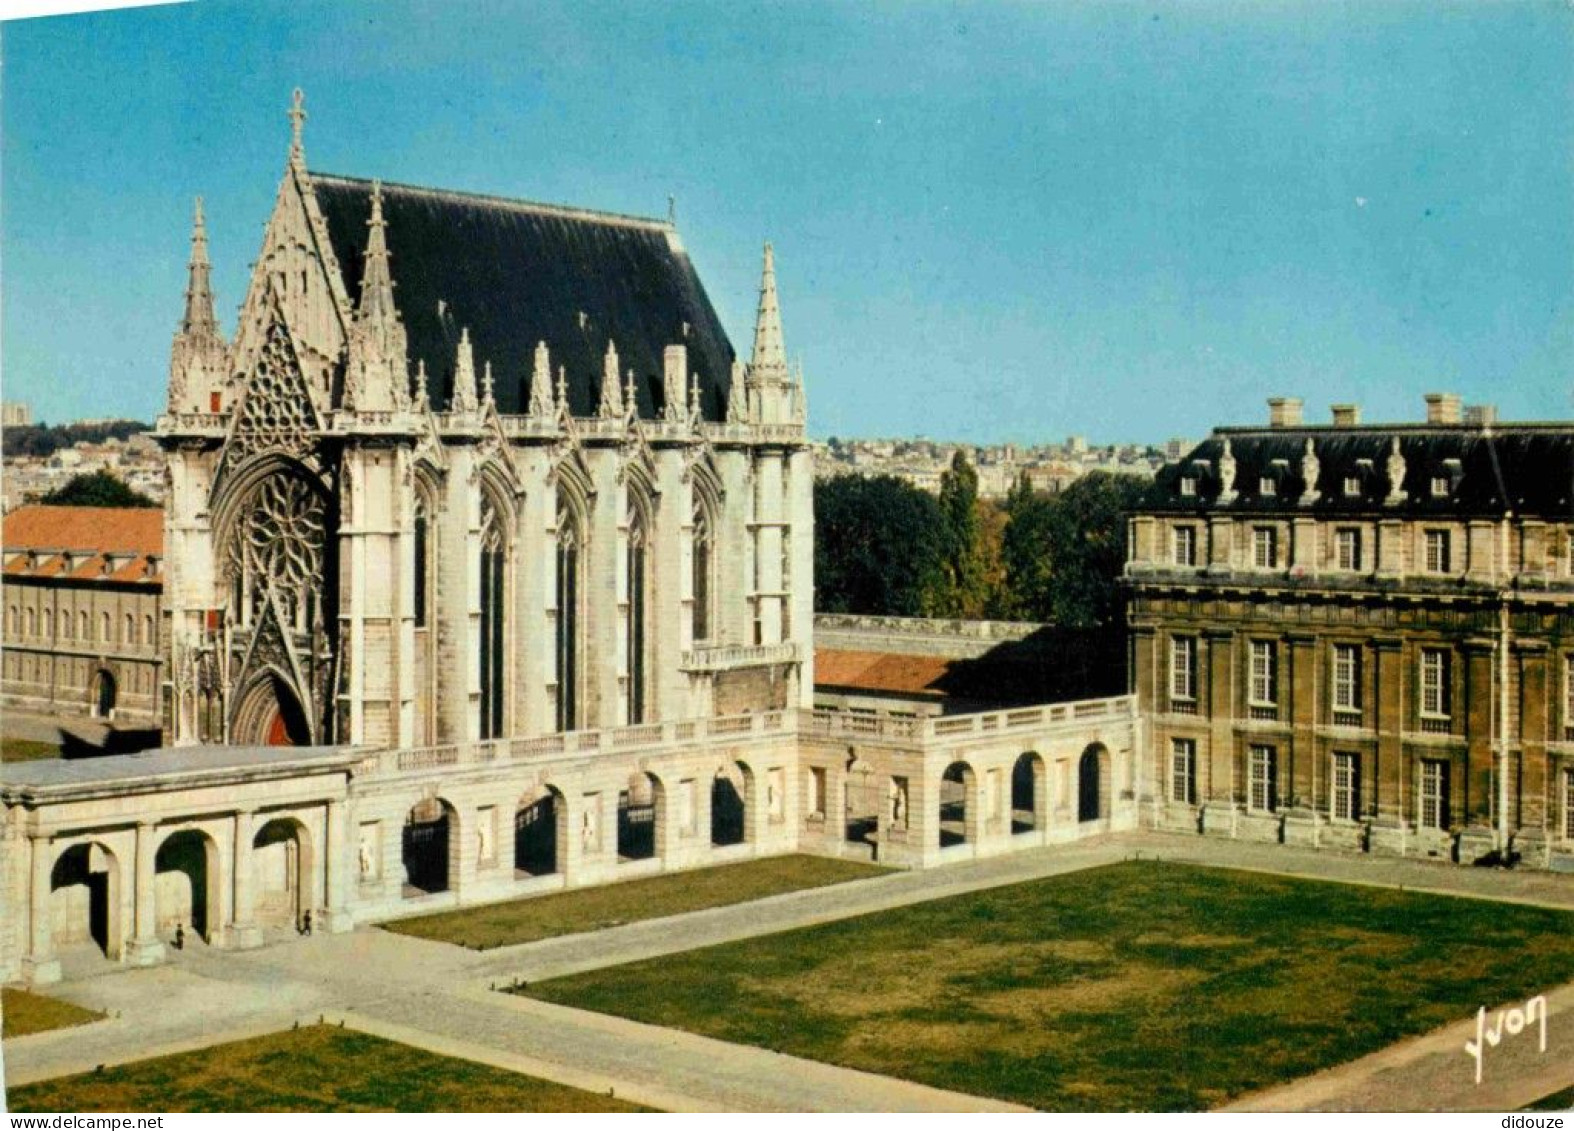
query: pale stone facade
0 694 1140 985
0 95 1141 988
156 92 814 751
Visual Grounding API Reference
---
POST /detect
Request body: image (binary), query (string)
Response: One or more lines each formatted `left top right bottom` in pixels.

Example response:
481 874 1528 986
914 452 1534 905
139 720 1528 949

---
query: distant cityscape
1 403 164 511
812 434 1190 497
0 398 1187 511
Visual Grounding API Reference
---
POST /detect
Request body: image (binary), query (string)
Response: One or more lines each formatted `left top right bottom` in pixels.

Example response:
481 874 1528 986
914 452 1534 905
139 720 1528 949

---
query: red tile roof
2 505 163 556
2 506 163 585
815 649 954 697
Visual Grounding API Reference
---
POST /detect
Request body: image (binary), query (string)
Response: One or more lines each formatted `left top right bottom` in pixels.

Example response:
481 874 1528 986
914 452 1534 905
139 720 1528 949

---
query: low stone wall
814 614 1049 659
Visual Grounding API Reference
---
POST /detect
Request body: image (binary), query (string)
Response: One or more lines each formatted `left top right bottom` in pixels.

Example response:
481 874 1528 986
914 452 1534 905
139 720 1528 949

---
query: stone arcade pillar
322 798 352 933
126 821 165 967
24 835 60 985
230 810 262 949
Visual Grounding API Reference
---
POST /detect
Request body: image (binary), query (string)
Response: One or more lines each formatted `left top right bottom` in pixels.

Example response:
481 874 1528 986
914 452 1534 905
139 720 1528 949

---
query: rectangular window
1420 648 1450 719
1430 476 1449 498
1332 644 1361 714
1249 640 1276 706
1259 476 1276 497
1420 759 1450 830
1253 527 1277 569
1564 657 1574 741
1343 476 1361 498
1248 745 1277 813
1336 527 1361 571
1173 525 1197 567
1180 477 1197 497
1424 529 1450 574
1171 738 1196 806
1170 636 1196 702
1565 767 1574 841
1332 752 1360 821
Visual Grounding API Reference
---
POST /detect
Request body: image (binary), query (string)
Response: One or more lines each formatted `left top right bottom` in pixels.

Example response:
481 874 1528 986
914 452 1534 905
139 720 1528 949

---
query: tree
995 471 1149 627
814 475 946 616
40 470 158 509
927 451 992 617
1038 471 1149 627
997 474 1057 620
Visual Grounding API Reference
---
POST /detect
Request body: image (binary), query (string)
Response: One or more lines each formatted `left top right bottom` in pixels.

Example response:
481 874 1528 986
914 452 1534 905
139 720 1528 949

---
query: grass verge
385 853 888 949
6 1024 652 1112
1 738 61 763
2 986 103 1039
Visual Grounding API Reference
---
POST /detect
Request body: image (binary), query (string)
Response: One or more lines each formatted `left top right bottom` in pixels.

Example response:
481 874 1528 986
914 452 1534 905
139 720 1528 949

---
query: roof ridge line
309 171 677 234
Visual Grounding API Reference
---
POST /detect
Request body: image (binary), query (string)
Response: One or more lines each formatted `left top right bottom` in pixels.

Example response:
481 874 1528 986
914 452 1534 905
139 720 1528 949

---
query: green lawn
6 1025 652 1112
520 861 1574 1112
1 738 60 763
385 854 888 949
2 986 104 1038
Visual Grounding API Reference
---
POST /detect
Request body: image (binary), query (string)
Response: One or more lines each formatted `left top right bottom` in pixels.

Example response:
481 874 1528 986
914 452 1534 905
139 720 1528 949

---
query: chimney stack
1267 397 1304 429
1424 392 1462 425
1464 404 1498 426
1330 404 1360 427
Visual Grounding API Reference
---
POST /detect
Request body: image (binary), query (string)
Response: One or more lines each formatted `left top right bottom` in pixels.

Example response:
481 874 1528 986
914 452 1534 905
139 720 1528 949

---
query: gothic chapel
158 92 814 750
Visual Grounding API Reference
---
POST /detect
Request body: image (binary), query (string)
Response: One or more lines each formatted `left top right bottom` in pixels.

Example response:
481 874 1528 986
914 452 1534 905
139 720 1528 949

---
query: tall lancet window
413 498 430 629
626 503 649 724
412 488 437 744
555 493 582 732
692 500 713 644
478 500 506 740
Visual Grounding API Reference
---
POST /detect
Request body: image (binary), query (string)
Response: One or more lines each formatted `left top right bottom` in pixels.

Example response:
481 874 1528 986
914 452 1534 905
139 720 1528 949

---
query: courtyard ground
5 1024 650 1112
520 859 1574 1112
2 987 102 1038
6 833 1573 1112
384 854 887 948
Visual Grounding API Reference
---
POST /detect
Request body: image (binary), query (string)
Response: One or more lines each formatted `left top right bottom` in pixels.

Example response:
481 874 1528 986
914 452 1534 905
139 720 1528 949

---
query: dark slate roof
310 173 736 419
1144 425 1574 519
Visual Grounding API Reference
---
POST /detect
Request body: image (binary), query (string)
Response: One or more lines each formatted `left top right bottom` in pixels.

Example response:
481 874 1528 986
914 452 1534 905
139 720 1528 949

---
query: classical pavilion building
1126 395 1574 871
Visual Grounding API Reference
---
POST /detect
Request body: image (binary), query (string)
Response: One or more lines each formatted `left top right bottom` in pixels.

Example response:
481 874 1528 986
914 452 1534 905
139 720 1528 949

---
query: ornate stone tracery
224 472 328 632
224 315 321 471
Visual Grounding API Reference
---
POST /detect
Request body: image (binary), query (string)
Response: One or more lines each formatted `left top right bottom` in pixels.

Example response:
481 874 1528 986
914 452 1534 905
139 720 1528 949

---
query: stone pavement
4 831 1573 1111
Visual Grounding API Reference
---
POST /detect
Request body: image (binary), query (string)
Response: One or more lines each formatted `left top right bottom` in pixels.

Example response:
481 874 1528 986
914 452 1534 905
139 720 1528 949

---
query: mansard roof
309 173 736 420
1144 423 1574 519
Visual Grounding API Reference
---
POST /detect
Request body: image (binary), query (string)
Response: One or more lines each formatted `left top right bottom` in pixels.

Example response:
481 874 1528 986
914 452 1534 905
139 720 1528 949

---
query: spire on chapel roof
452 327 479 412
599 339 624 418
529 341 555 418
749 241 788 379
357 181 399 323
287 87 308 168
180 197 219 338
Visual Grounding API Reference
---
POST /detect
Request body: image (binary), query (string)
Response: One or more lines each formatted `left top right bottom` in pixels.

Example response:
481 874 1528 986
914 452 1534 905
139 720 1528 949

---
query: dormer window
1180 477 1197 498
1259 477 1276 497
1430 476 1449 499
1343 476 1361 498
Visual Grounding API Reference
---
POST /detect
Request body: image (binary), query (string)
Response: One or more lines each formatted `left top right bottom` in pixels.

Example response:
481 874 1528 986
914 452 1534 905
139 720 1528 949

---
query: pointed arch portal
234 674 311 747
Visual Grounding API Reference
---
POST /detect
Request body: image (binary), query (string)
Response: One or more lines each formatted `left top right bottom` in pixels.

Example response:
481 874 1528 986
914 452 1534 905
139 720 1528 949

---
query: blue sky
3 0 1571 443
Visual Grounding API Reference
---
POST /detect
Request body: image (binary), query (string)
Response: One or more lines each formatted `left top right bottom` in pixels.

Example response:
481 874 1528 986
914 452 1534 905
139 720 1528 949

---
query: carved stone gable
222 312 322 475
